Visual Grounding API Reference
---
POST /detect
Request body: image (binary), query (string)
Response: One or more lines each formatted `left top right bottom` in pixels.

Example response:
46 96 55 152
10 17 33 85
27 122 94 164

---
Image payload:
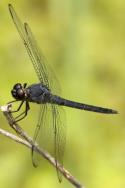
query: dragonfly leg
9 100 25 113
14 101 30 122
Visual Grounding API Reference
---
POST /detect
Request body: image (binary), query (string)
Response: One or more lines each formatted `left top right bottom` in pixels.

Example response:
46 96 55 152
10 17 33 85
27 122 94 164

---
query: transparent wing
33 103 66 182
24 23 61 93
32 104 47 166
51 104 66 181
9 4 50 88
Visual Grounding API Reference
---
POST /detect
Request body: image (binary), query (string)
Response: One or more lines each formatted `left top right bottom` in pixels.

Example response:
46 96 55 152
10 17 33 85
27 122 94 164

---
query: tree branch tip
0 103 12 112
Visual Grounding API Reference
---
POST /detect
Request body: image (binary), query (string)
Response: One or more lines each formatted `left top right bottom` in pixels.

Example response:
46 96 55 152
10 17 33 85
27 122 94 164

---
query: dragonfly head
11 83 27 100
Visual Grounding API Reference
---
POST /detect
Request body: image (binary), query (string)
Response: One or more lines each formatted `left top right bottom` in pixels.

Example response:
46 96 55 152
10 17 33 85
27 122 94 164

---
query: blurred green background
0 0 124 188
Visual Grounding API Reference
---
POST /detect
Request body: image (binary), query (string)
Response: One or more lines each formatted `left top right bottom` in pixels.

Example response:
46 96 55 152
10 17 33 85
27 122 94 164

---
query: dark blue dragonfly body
12 82 117 113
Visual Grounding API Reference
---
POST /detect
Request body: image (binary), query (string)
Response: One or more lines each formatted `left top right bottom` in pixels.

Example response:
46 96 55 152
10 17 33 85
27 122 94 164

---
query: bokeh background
0 0 124 188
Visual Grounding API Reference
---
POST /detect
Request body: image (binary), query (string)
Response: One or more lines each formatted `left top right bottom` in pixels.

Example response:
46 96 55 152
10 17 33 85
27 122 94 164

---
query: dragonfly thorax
26 83 52 104
11 83 29 100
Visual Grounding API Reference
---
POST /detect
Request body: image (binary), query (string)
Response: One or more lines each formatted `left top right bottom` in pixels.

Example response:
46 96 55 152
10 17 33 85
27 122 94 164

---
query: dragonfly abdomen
51 95 118 114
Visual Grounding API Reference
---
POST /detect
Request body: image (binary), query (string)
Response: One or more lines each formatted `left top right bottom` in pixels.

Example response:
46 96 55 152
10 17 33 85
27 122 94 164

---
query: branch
0 104 84 188
0 127 31 147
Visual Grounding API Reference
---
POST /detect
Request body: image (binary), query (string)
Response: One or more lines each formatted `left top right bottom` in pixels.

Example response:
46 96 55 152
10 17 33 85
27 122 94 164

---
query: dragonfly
8 4 118 181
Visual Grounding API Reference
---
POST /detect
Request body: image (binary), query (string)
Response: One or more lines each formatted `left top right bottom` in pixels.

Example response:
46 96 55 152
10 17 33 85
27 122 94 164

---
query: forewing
24 23 61 94
8 4 49 87
9 4 61 94
32 104 47 166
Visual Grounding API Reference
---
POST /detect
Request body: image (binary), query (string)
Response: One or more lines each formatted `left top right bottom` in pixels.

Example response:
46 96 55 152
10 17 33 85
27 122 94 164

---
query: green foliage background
0 0 124 188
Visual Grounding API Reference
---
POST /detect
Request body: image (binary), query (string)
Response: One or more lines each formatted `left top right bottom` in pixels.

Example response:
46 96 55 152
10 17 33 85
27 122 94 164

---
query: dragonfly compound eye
11 84 25 100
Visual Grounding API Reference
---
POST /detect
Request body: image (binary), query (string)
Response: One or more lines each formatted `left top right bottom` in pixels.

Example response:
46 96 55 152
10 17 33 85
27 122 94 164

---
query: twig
0 104 84 188
0 127 31 147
